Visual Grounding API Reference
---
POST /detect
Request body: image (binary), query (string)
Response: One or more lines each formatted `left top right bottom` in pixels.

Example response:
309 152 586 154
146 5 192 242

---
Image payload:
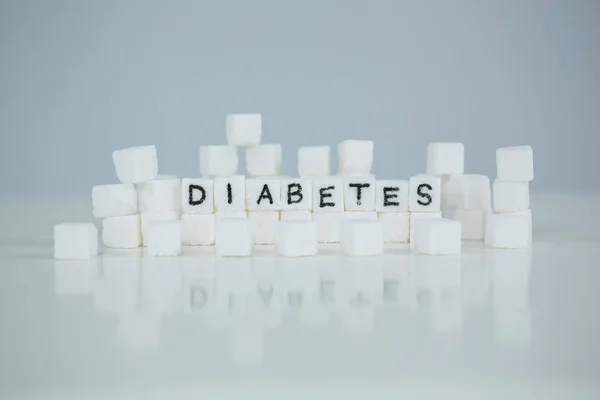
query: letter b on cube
280 178 313 211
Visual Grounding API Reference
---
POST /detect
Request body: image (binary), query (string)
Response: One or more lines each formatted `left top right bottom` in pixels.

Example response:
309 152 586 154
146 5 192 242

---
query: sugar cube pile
54 114 535 259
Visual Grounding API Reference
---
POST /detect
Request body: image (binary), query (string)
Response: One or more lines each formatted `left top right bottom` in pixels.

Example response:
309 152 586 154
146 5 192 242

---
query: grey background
1 0 598 197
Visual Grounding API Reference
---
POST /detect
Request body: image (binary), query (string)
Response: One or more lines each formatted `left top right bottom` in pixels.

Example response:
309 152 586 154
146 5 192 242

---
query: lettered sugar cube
248 211 279 244
485 213 531 249
246 177 281 211
280 210 312 221
280 178 312 211
215 218 253 257
426 142 465 175
496 145 534 182
313 212 344 243
102 214 142 249
245 144 282 176
343 175 375 211
409 175 441 212
275 221 318 257
181 178 214 214
112 145 158 184
452 209 486 240
146 220 182 256
413 219 462 255
375 180 409 212
137 178 182 212
409 211 442 248
226 114 262 147
54 223 98 259
379 212 409 243
200 145 238 177
312 177 344 212
298 146 331 178
214 175 246 212
181 214 215 246
92 184 138 218
493 180 529 212
340 219 383 256
338 140 374 175
141 210 181 246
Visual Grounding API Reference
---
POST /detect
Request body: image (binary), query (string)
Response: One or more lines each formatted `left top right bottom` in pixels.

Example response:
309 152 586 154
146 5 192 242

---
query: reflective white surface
0 195 599 399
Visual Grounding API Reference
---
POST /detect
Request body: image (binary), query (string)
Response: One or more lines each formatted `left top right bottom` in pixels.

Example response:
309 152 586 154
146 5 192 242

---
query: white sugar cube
338 140 374 175
413 218 462 255
181 178 214 214
446 174 491 210
112 145 158 184
54 223 98 259
280 210 312 221
215 211 248 220
496 146 534 182
102 214 141 249
426 142 465 175
200 145 238 177
226 114 262 146
313 212 344 243
146 220 182 256
409 175 441 212
485 213 531 249
489 209 532 244
493 180 530 212
343 175 375 211
452 209 486 240
340 220 383 256
245 144 282 176
379 212 409 243
214 175 246 211
248 211 279 244
344 211 378 221
92 184 137 218
137 178 182 212
275 221 318 257
215 218 253 257
409 211 442 247
141 210 180 246
181 214 215 246
280 178 312 211
312 177 344 212
297 146 331 178
375 180 409 212
246 178 282 211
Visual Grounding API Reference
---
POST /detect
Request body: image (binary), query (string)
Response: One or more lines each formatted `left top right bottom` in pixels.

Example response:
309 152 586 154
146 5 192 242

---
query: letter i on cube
214 175 246 212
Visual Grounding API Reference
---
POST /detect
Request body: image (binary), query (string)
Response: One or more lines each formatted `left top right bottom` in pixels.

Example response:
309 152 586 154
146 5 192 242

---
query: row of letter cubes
93 175 445 217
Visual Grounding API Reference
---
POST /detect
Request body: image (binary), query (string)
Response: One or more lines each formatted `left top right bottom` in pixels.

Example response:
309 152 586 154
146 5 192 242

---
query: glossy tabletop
1 194 599 399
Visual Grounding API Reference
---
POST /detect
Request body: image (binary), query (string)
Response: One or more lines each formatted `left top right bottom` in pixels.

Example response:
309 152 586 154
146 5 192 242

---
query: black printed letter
417 183 433 206
226 183 233 204
257 184 274 205
319 186 336 208
188 184 206 206
383 187 399 207
349 182 370 206
287 183 303 205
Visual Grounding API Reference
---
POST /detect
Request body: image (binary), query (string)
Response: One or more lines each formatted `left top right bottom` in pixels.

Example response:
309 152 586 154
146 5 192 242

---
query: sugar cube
226 114 262 146
409 175 441 212
340 220 383 256
426 142 465 175
215 211 248 220
496 146 534 182
375 180 409 212
112 145 158 184
313 212 344 243
214 175 246 212
54 223 98 259
409 212 442 247
245 144 282 176
102 214 142 249
413 218 462 255
92 184 138 218
181 214 215 246
338 140 374 175
446 174 491 210
246 177 282 211
343 175 376 211
137 178 181 212
379 212 409 243
280 178 312 211
490 209 532 244
141 210 181 246
200 145 238 177
146 220 182 256
215 218 253 257
452 209 486 240
485 213 531 249
248 211 279 244
344 211 378 221
280 210 312 221
297 146 331 178
312 177 344 212
275 221 318 257
493 180 530 212
181 178 214 214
